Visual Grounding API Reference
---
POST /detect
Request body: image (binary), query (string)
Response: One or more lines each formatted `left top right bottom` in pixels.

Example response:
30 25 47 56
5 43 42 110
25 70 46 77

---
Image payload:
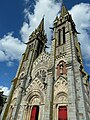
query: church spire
28 16 47 44
37 17 44 33
60 4 69 17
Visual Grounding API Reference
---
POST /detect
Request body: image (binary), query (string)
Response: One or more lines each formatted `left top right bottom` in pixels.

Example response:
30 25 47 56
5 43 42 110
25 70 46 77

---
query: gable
32 51 50 79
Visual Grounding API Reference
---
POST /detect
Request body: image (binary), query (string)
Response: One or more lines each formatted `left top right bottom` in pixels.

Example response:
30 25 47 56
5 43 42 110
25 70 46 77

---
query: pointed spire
37 16 44 33
60 4 69 17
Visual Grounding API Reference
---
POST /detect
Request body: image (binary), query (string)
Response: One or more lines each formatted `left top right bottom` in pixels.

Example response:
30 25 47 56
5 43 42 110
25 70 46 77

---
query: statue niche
56 60 67 77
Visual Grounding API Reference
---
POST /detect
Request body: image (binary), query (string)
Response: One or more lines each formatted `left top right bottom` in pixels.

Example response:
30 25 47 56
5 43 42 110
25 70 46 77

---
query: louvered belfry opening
30 106 39 120
58 106 67 120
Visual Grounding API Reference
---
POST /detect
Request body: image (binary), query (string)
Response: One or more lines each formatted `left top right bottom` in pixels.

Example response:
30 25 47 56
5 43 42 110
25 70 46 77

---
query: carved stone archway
23 90 44 120
54 92 68 120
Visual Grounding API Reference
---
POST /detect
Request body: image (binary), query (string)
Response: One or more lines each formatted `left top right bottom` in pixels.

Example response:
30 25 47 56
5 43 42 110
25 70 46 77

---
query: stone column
41 104 45 120
44 68 54 120
74 62 89 120
25 75 32 89
25 50 33 75
67 65 78 120
19 105 25 120
12 76 26 120
15 54 25 78
53 104 56 120
21 106 27 120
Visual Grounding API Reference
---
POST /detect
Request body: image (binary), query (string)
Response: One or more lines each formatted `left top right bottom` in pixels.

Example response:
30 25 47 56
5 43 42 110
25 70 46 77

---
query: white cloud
0 2 90 63
6 61 14 67
0 33 26 62
69 3 90 59
24 0 29 4
85 59 90 67
21 1 90 59
0 0 61 62
20 0 61 43
0 86 10 96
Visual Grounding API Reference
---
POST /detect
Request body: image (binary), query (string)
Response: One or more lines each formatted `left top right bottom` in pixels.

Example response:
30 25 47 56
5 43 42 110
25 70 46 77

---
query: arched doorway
54 92 68 120
25 90 44 120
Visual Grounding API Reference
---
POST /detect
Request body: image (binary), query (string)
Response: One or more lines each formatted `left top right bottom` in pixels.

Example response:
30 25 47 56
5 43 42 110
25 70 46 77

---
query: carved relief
34 69 47 90
53 92 68 120
33 52 50 69
54 77 68 102
28 92 44 104
55 92 68 104
35 69 46 82
31 98 41 105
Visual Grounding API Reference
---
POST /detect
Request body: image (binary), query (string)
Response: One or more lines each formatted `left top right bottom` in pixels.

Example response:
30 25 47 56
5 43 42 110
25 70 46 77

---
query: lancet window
58 27 66 46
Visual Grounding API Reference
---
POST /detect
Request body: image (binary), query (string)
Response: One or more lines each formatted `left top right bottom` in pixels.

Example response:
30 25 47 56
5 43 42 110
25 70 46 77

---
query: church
1 4 90 120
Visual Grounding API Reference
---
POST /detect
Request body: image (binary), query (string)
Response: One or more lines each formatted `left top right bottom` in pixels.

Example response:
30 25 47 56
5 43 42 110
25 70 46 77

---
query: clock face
35 69 46 82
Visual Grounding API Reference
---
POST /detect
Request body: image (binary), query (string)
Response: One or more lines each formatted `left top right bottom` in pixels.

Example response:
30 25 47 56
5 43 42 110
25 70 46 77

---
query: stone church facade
1 5 90 120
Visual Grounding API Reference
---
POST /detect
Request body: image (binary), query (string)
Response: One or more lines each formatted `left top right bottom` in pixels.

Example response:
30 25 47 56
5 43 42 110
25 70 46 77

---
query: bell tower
1 18 47 120
53 4 90 120
22 17 47 75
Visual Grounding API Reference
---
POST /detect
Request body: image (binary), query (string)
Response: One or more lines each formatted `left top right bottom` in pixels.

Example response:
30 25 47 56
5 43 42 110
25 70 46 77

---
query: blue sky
0 0 90 95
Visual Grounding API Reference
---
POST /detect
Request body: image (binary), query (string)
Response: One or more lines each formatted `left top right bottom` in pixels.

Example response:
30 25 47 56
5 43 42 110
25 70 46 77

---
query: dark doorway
30 105 39 120
58 106 67 120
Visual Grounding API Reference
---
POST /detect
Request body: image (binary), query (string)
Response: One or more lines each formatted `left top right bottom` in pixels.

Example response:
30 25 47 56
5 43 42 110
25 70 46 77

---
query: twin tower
1 5 90 120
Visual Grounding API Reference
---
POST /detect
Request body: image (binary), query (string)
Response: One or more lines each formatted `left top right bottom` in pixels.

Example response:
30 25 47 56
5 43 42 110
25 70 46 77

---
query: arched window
62 27 66 44
58 29 61 46
56 60 67 77
58 27 66 46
